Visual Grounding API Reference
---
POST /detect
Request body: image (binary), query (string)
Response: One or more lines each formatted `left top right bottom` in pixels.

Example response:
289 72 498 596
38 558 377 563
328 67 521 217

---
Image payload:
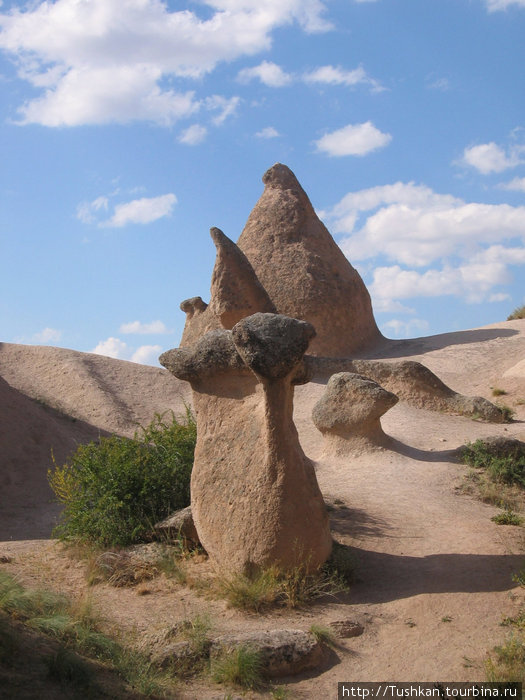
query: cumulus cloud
0 0 331 126
33 327 62 344
485 0 525 10
205 95 241 125
103 194 177 228
130 345 162 365
328 182 525 267
381 318 429 338
315 121 391 157
461 142 524 174
237 61 293 87
324 181 525 307
92 337 128 359
91 336 162 365
256 126 280 138
303 64 383 91
120 320 169 334
499 176 525 192
178 124 207 145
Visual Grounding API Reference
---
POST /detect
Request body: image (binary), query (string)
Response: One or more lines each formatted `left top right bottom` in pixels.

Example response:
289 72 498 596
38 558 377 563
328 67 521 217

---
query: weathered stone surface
313 372 398 453
305 356 505 422
236 163 383 356
208 227 276 328
180 228 276 347
329 620 365 639
160 313 332 575
154 506 200 547
210 629 323 678
232 312 315 380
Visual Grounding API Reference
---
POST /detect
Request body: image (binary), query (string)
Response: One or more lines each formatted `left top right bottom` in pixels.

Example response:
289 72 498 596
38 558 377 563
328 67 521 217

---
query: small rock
0 555 12 563
154 505 200 547
329 620 364 639
210 629 323 678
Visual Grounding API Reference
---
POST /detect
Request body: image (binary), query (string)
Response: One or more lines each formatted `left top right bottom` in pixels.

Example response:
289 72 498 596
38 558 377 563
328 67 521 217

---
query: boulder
312 372 398 454
236 164 383 356
305 357 505 422
154 506 200 548
160 313 332 575
210 629 323 678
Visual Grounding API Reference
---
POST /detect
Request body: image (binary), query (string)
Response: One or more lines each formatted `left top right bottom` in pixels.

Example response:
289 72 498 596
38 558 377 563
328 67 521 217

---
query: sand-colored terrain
1 320 525 697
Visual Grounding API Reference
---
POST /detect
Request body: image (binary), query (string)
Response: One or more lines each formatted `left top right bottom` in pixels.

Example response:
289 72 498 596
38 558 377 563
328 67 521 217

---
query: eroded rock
312 372 398 453
237 164 383 357
154 506 200 548
210 629 323 678
160 313 332 575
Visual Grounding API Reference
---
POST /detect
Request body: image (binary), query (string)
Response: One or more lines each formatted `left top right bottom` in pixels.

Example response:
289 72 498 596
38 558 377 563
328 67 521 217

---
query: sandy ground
1 320 525 697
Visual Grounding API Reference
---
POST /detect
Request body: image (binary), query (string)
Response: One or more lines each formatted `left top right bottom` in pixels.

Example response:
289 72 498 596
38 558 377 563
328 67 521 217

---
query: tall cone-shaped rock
237 163 383 357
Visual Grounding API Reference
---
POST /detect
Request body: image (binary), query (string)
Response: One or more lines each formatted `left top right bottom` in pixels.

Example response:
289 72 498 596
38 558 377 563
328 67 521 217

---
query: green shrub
492 510 523 526
460 440 525 488
507 305 525 321
49 411 196 547
211 644 264 689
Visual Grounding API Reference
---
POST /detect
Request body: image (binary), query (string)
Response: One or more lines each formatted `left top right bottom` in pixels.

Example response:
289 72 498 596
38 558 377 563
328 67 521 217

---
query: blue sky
1 0 524 365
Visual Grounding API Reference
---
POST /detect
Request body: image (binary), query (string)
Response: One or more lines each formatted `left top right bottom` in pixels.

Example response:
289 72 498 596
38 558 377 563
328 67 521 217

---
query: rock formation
305 357 505 422
312 372 399 454
160 313 332 575
180 163 383 356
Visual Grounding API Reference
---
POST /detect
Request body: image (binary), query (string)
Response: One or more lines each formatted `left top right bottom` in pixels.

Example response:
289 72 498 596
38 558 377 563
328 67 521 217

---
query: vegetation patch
217 542 353 612
49 411 196 547
0 571 177 696
491 510 523 526
507 305 525 321
211 644 264 690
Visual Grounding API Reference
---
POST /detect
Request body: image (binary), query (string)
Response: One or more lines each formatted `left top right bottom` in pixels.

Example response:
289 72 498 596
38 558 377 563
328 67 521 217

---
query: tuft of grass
492 387 508 397
492 510 523 526
0 571 177 696
441 616 453 623
49 410 196 548
507 305 525 321
498 404 515 423
309 623 337 648
217 554 349 613
485 636 525 683
211 644 264 690
45 646 95 689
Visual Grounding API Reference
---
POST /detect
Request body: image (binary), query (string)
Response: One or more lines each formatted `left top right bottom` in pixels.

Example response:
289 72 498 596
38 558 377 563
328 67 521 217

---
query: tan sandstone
160 313 332 575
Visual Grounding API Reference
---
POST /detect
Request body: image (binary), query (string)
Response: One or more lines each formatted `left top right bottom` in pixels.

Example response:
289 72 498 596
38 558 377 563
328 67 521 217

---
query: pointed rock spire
236 163 383 356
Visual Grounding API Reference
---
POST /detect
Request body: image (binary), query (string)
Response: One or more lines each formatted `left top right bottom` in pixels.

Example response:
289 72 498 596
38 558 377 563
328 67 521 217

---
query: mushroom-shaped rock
313 372 398 454
160 313 332 575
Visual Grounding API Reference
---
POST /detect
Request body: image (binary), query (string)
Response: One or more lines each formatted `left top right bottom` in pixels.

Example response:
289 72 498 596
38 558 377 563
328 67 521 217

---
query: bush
49 411 196 547
460 439 525 488
507 305 525 321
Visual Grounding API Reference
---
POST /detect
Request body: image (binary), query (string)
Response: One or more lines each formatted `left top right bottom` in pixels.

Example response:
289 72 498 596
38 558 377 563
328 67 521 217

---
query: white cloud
178 124 207 145
0 0 331 126
303 64 383 91
499 176 525 192
76 196 109 224
325 181 525 307
237 61 293 87
461 142 524 174
130 345 162 365
205 95 241 125
92 337 128 359
120 320 169 335
103 194 177 228
33 327 62 344
256 126 280 138
315 121 392 157
328 182 525 267
381 318 429 338
485 0 525 10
